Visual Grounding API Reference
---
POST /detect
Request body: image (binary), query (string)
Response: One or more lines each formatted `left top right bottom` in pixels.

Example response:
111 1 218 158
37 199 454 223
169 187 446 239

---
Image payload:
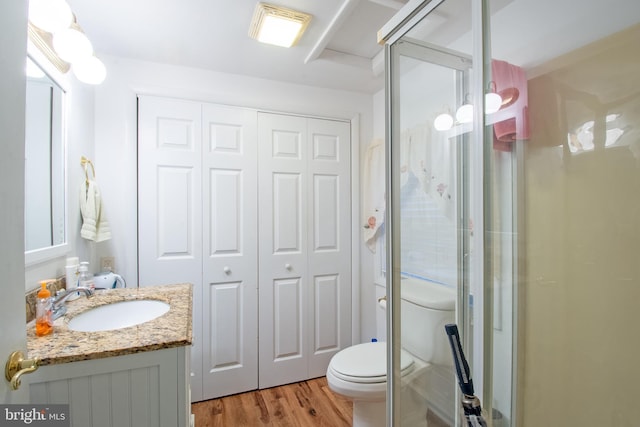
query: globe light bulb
73 56 107 84
434 113 454 131
485 92 502 114
29 0 73 34
53 27 93 64
456 104 473 124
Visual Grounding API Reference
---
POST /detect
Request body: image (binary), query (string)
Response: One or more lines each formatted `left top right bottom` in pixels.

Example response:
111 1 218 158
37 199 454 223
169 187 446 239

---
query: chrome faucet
52 287 94 320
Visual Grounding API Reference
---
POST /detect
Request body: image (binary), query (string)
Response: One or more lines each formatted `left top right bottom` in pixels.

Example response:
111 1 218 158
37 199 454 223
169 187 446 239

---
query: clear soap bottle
35 281 53 336
78 262 95 290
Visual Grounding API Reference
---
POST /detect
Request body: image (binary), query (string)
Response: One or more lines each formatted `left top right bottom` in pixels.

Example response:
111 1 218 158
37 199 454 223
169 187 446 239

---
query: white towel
80 179 111 242
363 138 385 252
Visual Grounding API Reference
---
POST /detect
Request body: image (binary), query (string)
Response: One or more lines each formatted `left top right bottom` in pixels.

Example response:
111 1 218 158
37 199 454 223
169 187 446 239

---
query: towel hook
80 156 95 185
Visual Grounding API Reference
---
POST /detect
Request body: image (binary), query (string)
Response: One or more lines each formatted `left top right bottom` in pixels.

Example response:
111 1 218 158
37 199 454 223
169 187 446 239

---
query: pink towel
491 59 530 151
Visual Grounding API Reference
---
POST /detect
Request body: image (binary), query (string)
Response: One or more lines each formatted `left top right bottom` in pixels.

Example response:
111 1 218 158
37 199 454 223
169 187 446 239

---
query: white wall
358 88 387 342
92 56 379 343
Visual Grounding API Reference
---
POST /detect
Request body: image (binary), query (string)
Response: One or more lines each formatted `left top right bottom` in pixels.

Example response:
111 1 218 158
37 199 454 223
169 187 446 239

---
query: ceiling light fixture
249 3 312 48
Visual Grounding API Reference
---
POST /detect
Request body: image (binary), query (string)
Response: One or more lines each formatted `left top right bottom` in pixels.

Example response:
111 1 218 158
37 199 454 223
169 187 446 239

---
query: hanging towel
363 138 385 252
491 59 530 151
80 179 111 242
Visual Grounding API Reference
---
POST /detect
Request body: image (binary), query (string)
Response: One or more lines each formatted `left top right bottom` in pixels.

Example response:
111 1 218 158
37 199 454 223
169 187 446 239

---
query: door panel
208 169 241 254
1 0 28 400
157 166 195 257
138 97 203 284
138 96 204 400
259 113 308 388
258 113 351 386
202 104 257 399
273 277 303 359
139 98 258 401
273 173 303 252
313 175 339 250
306 118 352 378
313 274 340 352
208 281 242 367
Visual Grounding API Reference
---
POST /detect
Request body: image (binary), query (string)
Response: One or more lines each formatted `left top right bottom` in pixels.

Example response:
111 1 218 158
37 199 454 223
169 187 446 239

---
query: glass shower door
384 1 478 425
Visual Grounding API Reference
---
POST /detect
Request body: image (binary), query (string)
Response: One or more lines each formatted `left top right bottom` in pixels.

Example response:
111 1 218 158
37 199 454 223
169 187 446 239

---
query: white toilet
326 278 455 427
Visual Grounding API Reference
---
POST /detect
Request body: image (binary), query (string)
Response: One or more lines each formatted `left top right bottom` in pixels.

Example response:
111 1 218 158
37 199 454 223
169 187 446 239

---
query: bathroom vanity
26 283 193 427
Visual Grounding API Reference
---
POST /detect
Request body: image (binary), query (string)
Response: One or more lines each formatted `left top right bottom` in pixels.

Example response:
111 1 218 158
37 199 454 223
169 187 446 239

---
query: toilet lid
329 342 414 384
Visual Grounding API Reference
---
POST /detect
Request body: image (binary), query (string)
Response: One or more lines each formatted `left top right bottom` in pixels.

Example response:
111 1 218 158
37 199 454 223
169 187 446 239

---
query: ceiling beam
368 0 405 10
304 0 362 64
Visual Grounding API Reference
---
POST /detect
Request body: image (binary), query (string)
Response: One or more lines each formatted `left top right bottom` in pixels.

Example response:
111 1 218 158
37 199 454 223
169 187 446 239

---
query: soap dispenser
35 281 53 337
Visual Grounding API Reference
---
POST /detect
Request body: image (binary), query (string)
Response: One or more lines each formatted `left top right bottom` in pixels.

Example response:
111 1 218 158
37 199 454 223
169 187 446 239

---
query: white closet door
258 112 352 388
201 104 258 399
258 113 309 388
306 117 352 378
138 96 204 400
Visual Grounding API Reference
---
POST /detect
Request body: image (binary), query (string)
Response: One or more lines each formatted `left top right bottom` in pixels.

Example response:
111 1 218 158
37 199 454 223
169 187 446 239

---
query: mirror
24 55 67 265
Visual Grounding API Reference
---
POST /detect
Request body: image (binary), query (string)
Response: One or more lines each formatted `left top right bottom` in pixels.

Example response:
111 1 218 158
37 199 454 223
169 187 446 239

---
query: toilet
326 278 455 427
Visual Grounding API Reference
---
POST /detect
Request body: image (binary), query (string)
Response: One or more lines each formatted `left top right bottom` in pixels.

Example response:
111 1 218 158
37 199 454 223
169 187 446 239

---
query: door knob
223 266 231 274
285 263 292 271
5 350 39 391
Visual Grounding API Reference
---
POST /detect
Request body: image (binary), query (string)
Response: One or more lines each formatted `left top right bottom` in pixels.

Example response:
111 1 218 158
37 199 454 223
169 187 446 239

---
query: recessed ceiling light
249 3 312 48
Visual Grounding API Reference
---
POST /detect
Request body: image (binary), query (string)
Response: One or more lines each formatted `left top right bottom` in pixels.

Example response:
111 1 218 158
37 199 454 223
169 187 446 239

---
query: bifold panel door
138 96 258 401
139 98 351 399
201 104 258 399
257 112 352 388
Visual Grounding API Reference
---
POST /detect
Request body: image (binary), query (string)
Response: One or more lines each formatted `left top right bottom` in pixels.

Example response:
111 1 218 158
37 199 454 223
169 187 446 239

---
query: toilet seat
329 342 414 384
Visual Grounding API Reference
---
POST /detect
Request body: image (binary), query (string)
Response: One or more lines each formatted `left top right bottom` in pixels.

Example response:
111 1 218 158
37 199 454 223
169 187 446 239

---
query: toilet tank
400 278 455 366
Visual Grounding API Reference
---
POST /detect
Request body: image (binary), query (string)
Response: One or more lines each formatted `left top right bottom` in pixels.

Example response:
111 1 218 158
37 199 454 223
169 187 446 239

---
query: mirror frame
25 39 70 267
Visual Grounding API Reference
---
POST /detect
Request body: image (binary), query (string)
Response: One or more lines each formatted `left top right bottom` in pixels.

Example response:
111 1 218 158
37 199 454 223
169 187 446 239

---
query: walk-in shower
379 0 639 425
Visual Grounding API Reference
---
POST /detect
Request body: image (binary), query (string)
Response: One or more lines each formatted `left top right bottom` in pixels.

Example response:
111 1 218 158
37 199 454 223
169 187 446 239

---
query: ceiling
66 0 409 94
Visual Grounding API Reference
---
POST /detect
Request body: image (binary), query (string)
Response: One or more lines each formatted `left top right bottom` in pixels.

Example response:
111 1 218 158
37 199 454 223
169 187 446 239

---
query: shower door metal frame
386 30 475 427
382 0 503 425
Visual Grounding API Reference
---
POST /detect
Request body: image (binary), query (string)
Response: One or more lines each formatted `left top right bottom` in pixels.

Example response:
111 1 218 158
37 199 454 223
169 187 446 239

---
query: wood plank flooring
191 376 451 427
191 377 352 427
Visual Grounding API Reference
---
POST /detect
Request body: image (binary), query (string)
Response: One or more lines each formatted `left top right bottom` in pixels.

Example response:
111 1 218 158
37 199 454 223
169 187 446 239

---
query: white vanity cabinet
29 346 192 427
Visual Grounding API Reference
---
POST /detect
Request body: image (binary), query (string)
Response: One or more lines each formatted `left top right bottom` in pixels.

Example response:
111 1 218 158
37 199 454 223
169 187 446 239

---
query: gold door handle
5 351 39 391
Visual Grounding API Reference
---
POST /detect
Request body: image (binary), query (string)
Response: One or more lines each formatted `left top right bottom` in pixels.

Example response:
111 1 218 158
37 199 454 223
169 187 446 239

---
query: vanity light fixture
27 0 106 85
249 2 312 48
435 87 504 131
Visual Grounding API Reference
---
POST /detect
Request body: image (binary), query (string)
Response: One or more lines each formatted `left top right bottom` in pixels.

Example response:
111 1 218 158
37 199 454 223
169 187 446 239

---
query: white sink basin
67 300 170 332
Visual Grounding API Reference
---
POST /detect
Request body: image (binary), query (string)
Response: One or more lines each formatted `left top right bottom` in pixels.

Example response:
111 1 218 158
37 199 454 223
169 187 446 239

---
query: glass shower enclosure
381 0 640 426
381 0 515 425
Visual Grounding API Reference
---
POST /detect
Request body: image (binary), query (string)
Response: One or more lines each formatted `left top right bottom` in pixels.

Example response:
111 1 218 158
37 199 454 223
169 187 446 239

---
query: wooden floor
192 376 451 427
192 377 352 427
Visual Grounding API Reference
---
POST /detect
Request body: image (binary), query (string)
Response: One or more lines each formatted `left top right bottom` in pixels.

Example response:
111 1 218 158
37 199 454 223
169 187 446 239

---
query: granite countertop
27 283 193 366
